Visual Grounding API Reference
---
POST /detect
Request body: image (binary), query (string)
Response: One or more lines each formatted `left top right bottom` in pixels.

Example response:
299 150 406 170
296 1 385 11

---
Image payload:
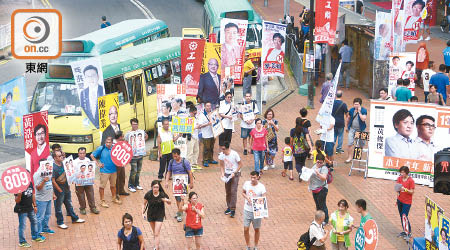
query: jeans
225 173 240 210
54 190 79 225
18 211 39 243
158 153 172 179
424 91 429 103
397 199 411 233
340 62 351 88
129 157 143 188
253 150 265 173
36 200 52 234
243 75 252 98
294 153 308 175
312 187 329 224
334 127 345 151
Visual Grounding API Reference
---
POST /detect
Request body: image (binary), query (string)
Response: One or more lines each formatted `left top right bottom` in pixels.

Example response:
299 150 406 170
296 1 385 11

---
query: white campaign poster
70 57 105 128
368 101 450 186
388 52 416 96
128 130 146 157
261 21 286 77
73 159 96 186
393 10 406 53
174 136 187 158
156 84 187 120
374 11 392 61
210 110 224 138
38 160 53 178
252 197 269 219
172 174 188 197
63 155 74 185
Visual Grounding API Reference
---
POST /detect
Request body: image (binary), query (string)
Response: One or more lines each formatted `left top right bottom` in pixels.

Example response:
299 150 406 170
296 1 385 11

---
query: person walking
197 102 217 167
74 147 99 215
114 132 129 198
33 161 54 239
242 171 266 250
182 192 205 250
426 85 445 105
263 108 279 170
396 166 415 239
240 93 259 155
339 40 353 89
310 210 331 250
290 117 311 181
186 106 200 167
117 213 144 250
157 118 180 177
309 152 329 224
281 137 294 180
125 118 148 193
345 98 367 163
218 92 234 147
52 150 85 229
249 118 268 175
332 90 348 154
143 180 171 250
422 61 436 102
330 200 354 250
429 64 450 104
91 136 122 207
320 73 333 104
219 142 243 218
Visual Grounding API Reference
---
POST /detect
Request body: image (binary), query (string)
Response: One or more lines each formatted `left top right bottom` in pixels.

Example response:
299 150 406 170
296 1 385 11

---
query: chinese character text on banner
181 39 205 97
374 11 392 61
403 0 428 43
261 21 286 77
98 93 119 132
23 111 49 178
314 0 339 45
1 76 28 142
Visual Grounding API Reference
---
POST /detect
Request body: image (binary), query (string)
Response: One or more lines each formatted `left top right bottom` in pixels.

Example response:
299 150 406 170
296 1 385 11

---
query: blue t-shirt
52 162 70 191
93 145 117 173
332 100 348 128
101 22 111 29
168 158 191 174
430 73 450 101
443 47 450 66
395 87 412 102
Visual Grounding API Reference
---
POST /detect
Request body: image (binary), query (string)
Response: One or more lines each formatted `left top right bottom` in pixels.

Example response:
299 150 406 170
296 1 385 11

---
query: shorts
99 172 117 188
243 209 262 229
185 226 203 237
175 195 185 202
324 142 335 156
241 128 252 139
348 128 366 147
422 19 431 26
284 161 293 170
148 216 164 222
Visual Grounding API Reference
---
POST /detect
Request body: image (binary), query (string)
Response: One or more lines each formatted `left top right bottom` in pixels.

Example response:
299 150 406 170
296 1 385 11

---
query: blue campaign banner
0 76 28 141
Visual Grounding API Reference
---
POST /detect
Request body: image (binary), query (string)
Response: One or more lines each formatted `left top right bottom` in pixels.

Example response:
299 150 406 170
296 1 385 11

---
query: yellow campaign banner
201 42 221 75
98 93 119 132
171 116 195 134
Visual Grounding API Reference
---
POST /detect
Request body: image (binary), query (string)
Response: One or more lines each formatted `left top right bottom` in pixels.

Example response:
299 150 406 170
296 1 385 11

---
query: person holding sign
308 152 329 224
396 166 415 239
125 118 148 193
186 106 200 168
33 160 55 239
197 102 216 167
345 98 367 163
242 171 266 250
182 192 205 250
219 142 243 218
157 119 181 179
74 147 99 215
219 92 234 147
240 93 259 156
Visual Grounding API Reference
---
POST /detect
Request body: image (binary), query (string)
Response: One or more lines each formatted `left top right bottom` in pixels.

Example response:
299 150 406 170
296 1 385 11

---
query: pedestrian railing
285 35 303 87
0 23 11 50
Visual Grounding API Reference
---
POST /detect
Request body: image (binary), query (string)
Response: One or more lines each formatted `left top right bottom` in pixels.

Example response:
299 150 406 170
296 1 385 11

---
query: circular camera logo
22 16 50 44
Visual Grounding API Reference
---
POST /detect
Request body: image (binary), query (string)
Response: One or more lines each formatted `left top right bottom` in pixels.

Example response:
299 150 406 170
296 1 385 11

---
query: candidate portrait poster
70 57 105 128
314 0 339 45
181 39 205 97
368 101 450 186
220 18 248 85
23 111 49 178
63 155 75 185
127 130 146 157
252 197 269 219
425 196 445 248
391 0 405 53
73 159 96 186
403 0 428 43
172 174 188 197
261 21 286 77
201 42 221 75
439 214 450 250
38 160 53 178
98 93 119 132
388 52 416 96
156 84 187 121
374 11 392 61
0 76 28 142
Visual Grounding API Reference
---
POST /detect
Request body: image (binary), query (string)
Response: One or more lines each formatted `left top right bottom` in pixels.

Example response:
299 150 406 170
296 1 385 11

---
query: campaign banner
63 155 75 185
23 111 49 178
1 76 28 142
388 52 416 96
73 158 96 186
157 84 186 120
261 21 286 77
252 197 269 219
439 214 450 250
201 42 221 75
70 57 105 128
368 101 450 185
210 110 224 138
174 137 188 158
220 18 248 85
425 196 445 247
181 39 206 97
374 11 392 61
314 0 339 45
171 116 195 134
127 130 146 157
98 93 119 132
403 0 428 43
172 174 188 197
391 0 405 53
247 48 262 64
339 0 354 10
38 160 53 179
317 63 342 119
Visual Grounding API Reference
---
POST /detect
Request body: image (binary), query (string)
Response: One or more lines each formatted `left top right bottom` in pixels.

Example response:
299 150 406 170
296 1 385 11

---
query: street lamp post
307 0 315 109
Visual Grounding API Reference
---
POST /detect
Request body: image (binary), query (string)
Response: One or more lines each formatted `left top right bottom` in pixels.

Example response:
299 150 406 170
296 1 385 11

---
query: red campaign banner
181 39 205 97
314 0 339 45
23 111 49 178
1 166 31 194
111 141 133 166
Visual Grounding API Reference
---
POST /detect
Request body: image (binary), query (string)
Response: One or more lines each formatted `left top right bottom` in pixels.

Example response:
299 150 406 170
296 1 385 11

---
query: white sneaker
263 166 269 171
425 36 431 41
270 164 275 169
58 224 68 229
136 186 143 190
418 36 423 41
74 219 85 223
128 187 136 192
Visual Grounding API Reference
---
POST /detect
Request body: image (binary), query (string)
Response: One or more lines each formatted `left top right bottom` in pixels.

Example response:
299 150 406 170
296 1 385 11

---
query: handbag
441 18 449 29
266 123 276 142
56 172 67 184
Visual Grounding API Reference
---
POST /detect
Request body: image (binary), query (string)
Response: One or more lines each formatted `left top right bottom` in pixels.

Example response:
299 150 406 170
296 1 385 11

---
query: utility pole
307 0 315 109
284 0 290 18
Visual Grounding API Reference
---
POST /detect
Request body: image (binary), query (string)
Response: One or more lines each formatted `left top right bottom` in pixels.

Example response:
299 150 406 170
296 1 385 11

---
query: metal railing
285 35 303 87
0 23 11 50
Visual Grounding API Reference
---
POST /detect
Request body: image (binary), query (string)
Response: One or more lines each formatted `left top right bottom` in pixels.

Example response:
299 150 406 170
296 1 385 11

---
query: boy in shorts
281 137 294 180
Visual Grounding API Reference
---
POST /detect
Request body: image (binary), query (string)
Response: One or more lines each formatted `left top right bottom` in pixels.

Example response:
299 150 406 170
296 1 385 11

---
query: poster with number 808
111 141 133 166
1 166 31 194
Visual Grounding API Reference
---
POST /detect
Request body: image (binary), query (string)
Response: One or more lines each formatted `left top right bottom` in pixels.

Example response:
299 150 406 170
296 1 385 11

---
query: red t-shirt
250 128 268 151
185 203 203 229
397 176 415 204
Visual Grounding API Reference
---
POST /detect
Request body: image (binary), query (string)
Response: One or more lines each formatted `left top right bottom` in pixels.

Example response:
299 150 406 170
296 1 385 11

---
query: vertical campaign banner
374 11 392 61
98 93 119 132
317 63 342 119
388 52 416 96
181 39 205 97
156 84 186 120
368 101 450 185
425 196 445 248
439 214 450 250
220 18 248 85
261 21 286 77
70 57 105 128
403 0 428 43
23 111 49 178
201 42 221 75
314 0 339 45
392 0 405 53
1 76 28 141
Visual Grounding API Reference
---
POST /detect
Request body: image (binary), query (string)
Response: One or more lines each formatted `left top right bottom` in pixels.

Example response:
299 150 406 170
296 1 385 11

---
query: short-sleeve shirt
117 226 142 241
309 164 328 191
198 111 214 138
92 145 117 173
332 100 348 128
421 69 436 92
429 73 450 101
283 146 293 162
243 181 266 212
218 150 241 174
52 162 69 191
33 170 53 202
250 128 268 151
443 46 450 66
144 191 169 220
395 87 412 102
219 100 234 130
360 213 373 227
397 176 415 204
14 183 34 213
168 158 191 175
310 221 325 246
243 60 255 73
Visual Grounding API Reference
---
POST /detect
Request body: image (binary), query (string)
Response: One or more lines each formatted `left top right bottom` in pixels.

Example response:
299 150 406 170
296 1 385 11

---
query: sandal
281 171 286 177
289 176 294 181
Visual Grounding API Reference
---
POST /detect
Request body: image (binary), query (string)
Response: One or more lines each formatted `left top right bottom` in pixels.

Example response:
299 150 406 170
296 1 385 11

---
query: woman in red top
182 192 205 250
396 166 415 239
249 118 268 176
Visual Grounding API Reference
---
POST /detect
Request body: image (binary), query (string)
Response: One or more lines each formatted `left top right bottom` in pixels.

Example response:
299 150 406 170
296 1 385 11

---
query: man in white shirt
320 116 335 162
240 93 259 155
219 92 234 147
242 171 266 250
186 106 200 168
422 61 436 102
197 102 217 167
219 142 242 218
309 210 331 248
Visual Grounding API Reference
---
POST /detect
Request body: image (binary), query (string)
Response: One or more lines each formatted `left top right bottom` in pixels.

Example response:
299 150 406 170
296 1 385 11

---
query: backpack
297 227 316 250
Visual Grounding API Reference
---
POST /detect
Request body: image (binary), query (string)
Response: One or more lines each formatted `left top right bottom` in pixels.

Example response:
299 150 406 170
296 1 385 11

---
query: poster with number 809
1 166 31 194
111 141 133 166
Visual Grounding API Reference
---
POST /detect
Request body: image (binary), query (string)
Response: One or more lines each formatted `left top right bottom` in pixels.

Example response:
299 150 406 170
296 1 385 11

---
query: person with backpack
309 210 331 250
290 117 312 182
117 213 144 250
165 148 194 223
308 152 330 224
330 199 354 250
